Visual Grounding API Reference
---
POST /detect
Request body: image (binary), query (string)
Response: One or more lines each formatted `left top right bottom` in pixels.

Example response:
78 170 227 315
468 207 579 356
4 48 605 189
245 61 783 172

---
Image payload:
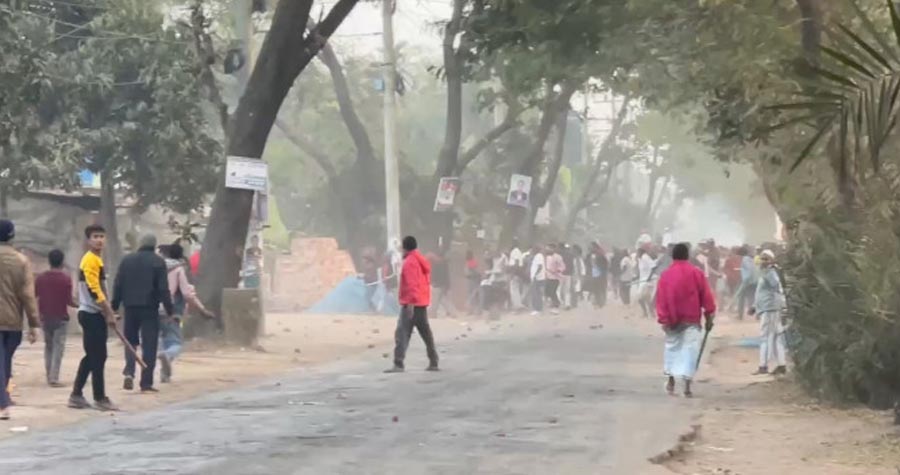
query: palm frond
774 0 900 176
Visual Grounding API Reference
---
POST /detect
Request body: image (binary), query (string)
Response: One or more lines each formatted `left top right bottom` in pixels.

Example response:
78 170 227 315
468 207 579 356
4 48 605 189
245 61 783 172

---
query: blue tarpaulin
305 276 400 316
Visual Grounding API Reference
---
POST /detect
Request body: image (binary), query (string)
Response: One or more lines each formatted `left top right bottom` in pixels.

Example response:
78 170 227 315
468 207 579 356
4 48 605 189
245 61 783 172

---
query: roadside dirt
1 313 478 438
662 316 900 475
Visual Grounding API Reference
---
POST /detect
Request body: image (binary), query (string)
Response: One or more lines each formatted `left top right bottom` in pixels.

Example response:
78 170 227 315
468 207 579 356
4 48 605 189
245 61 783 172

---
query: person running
385 236 438 373
508 240 525 310
545 244 565 314
35 249 76 387
559 243 574 309
112 234 173 393
0 220 39 420
159 243 213 383
619 250 636 305
750 250 787 375
241 235 263 289
427 247 455 318
732 245 757 319
587 242 609 308
636 248 659 318
70 224 118 411
529 245 546 316
655 243 716 398
464 250 482 315
570 244 585 308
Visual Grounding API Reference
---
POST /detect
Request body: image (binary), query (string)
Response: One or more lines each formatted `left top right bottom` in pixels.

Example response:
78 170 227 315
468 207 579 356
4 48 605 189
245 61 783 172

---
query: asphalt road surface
0 312 695 475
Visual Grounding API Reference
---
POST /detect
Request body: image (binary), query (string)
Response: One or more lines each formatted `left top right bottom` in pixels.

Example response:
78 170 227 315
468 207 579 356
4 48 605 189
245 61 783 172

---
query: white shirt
489 254 509 284
509 247 524 267
530 253 546 281
638 254 658 282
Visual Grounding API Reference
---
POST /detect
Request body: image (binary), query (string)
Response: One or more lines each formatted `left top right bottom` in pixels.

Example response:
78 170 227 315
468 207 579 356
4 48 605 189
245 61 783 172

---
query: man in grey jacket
750 249 787 375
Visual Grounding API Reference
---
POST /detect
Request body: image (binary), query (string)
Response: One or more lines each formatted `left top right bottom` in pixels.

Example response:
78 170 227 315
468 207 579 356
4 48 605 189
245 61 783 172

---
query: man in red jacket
655 243 716 398
385 236 439 373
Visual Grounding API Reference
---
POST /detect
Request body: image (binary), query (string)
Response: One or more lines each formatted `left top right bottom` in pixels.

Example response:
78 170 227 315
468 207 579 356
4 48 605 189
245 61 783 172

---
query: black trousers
545 280 561 308
122 306 160 389
73 312 108 401
393 306 438 368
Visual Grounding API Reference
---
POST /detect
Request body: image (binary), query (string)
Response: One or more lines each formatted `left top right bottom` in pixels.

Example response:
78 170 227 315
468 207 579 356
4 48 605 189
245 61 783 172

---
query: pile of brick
268 237 356 312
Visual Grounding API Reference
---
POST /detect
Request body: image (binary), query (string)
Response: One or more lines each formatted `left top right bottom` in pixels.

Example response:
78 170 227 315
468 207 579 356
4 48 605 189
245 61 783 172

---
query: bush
784 207 900 408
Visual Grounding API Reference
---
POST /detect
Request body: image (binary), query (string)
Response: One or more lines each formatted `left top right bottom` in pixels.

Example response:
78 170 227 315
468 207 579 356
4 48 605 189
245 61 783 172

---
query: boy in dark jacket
385 236 438 373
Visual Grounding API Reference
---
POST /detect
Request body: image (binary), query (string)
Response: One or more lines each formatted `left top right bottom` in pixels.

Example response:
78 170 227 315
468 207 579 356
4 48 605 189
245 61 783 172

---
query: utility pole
382 0 402 255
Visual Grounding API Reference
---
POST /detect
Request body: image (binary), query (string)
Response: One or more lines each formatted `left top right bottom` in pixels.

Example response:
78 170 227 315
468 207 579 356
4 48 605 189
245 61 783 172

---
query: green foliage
54 0 221 213
773 0 900 176
0 6 80 197
784 201 900 407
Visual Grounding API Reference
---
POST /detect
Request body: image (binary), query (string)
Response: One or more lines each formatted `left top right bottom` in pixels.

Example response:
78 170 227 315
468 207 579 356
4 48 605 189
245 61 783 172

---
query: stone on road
0 313 693 474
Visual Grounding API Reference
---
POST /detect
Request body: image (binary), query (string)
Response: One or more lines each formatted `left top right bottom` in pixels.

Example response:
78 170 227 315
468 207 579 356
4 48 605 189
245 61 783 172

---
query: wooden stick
113 325 147 369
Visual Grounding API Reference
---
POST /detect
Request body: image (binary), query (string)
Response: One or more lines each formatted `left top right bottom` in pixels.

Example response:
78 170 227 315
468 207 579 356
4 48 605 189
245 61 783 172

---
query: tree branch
299 0 359 74
533 103 570 209
458 97 523 172
312 20 377 167
274 118 337 179
188 1 229 131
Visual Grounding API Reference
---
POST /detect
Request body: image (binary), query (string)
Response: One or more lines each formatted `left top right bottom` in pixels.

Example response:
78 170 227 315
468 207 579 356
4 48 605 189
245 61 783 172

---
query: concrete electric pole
382 0 402 256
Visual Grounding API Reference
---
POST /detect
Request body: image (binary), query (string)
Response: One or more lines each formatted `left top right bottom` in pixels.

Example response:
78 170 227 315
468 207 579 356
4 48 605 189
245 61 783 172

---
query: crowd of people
0 219 214 420
0 214 788 419
381 231 788 396
449 236 783 324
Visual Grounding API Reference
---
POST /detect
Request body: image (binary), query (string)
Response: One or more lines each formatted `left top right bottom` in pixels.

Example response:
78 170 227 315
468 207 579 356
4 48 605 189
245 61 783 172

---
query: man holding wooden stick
69 225 119 412
113 234 173 393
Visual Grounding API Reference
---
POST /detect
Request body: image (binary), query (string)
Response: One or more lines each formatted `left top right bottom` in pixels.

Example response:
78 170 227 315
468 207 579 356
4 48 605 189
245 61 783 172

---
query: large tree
195 0 360 319
53 0 221 268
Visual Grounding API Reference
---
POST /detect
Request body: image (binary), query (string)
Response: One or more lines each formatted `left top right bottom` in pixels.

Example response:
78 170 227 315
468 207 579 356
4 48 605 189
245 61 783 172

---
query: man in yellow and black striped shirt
69 224 118 412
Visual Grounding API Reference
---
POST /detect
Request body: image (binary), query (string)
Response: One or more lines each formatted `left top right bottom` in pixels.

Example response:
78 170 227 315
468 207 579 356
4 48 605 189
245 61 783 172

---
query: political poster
433 177 461 212
507 174 532 208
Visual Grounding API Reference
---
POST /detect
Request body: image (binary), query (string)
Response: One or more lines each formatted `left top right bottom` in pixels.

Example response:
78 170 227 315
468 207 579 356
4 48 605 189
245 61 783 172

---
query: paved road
0 313 695 475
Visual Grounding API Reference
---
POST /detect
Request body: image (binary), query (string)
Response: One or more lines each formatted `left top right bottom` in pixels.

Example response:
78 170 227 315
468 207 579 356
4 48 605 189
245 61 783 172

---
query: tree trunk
434 0 465 180
316 34 379 184
564 98 630 236
499 83 577 247
649 174 671 224
526 105 570 232
100 169 123 276
564 158 620 238
194 0 360 330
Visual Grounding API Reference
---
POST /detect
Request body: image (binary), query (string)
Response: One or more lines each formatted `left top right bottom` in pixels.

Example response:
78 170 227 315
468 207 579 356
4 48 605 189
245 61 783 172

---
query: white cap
761 249 775 260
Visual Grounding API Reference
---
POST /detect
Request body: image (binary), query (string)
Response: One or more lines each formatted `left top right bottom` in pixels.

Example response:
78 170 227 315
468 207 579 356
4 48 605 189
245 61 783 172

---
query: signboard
433 177 461 212
225 156 268 192
506 173 532 208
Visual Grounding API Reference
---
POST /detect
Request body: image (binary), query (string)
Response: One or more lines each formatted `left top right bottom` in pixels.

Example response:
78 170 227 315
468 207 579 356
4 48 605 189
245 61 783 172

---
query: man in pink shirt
544 244 565 314
655 243 716 398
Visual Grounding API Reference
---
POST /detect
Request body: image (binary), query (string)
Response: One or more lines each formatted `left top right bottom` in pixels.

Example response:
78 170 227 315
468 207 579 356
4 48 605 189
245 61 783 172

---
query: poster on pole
225 156 268 192
506 174 532 208
433 177 461 212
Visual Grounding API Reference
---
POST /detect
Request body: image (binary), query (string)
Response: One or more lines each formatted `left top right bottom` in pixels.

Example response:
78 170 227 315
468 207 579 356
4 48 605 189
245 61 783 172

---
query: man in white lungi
655 243 717 398
750 249 787 375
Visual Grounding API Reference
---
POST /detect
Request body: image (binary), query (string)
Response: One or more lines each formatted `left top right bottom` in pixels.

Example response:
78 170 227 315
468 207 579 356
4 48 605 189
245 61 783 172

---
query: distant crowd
401 232 783 323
